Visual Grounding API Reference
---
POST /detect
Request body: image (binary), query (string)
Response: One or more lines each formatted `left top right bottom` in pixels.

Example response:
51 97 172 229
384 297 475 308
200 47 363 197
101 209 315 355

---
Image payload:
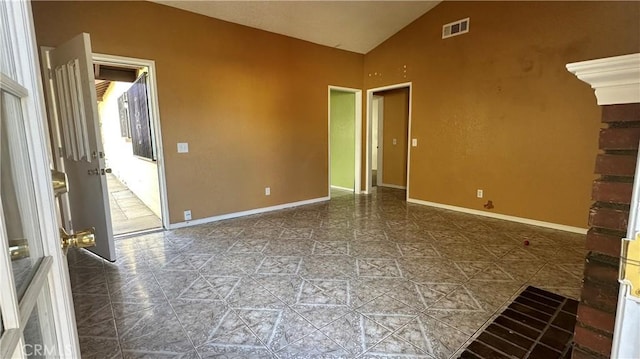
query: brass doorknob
60 227 96 254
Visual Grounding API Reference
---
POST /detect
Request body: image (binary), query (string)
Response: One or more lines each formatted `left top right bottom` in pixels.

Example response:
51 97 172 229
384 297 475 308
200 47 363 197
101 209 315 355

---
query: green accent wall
330 91 355 190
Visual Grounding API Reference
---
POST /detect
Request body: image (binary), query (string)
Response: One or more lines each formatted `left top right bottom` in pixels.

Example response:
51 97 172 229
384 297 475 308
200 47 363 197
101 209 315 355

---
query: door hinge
620 235 640 301
47 68 53 79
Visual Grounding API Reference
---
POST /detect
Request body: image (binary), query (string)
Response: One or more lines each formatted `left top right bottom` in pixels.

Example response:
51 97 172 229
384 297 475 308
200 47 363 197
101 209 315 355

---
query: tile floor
68 188 586 358
107 174 162 236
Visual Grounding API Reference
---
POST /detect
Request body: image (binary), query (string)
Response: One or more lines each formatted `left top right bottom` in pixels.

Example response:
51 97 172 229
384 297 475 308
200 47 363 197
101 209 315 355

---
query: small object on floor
524 240 530 246
484 200 494 209
458 286 578 359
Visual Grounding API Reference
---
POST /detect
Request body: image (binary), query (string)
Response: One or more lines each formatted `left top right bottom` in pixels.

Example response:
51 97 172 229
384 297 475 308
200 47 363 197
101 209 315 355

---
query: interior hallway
107 173 162 236
68 187 585 358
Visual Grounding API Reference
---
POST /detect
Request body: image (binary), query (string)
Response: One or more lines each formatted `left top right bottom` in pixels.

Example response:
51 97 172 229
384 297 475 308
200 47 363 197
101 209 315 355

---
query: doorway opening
328 86 362 198
366 83 412 196
93 54 168 236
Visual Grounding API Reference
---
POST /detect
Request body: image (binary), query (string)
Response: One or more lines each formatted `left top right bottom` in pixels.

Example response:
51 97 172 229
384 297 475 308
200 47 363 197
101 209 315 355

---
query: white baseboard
406 198 588 234
380 183 407 190
168 196 330 229
330 185 354 192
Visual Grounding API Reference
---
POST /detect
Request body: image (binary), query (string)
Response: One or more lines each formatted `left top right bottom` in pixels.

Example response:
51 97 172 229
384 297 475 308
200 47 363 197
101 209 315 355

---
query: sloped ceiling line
151 1 441 54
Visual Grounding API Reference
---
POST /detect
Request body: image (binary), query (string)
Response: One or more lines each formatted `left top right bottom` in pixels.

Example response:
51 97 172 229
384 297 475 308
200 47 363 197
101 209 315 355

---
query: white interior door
44 33 115 261
0 1 79 357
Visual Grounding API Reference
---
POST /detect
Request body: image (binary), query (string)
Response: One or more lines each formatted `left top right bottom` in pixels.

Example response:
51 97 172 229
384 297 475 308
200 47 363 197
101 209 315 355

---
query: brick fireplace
567 54 640 359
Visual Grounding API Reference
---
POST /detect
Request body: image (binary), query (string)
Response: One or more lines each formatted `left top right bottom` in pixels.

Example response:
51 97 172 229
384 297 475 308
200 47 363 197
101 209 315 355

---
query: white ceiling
152 1 441 54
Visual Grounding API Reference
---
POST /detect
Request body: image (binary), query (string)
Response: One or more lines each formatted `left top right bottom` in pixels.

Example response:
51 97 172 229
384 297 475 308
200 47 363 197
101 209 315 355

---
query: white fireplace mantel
566 53 640 105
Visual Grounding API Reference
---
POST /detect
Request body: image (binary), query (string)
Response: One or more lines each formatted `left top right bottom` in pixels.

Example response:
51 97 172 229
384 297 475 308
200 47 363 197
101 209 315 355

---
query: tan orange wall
31 1 363 224
380 88 409 187
364 1 640 228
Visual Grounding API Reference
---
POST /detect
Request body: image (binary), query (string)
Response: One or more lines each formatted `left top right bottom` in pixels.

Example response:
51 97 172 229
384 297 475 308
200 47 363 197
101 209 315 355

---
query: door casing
327 85 362 196
92 53 169 231
372 95 384 187
365 82 412 197
41 50 169 234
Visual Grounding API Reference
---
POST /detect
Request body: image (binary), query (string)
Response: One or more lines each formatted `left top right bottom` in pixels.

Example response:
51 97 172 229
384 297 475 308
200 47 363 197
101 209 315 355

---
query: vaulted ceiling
151 1 441 54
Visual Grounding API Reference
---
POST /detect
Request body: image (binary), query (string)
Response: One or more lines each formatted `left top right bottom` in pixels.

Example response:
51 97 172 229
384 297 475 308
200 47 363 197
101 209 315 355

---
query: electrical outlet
412 138 418 147
265 187 271 196
477 189 483 198
393 138 397 145
184 210 192 221
177 142 189 153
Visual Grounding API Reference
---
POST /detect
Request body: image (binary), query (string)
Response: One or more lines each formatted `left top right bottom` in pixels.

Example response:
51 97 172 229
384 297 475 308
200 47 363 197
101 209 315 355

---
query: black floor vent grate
459 286 578 359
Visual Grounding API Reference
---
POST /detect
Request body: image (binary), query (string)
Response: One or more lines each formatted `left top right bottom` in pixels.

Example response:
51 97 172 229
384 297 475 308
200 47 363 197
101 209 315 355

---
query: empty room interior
27 1 640 358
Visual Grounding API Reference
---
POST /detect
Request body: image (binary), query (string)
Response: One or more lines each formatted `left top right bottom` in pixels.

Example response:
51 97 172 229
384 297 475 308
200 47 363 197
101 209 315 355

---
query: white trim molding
365 82 412 197
92 53 170 231
327 85 363 196
566 53 640 105
330 185 355 192
407 198 588 234
168 196 330 229
380 183 407 190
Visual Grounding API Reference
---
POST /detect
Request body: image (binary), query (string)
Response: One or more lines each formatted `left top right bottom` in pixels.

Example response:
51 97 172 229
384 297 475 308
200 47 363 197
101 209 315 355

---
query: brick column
567 53 640 359
573 103 640 359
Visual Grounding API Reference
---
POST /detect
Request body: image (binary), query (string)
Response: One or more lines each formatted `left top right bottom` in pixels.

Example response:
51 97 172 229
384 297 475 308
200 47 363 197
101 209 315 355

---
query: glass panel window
1 90 44 299
0 5 18 79
22 302 45 358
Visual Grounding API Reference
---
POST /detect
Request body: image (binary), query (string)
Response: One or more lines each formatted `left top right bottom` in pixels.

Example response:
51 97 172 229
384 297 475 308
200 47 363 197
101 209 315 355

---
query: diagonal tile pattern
68 187 585 358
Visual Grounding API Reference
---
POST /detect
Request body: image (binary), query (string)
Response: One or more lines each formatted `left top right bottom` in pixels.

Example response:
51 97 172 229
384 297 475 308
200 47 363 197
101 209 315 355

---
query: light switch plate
393 138 397 145
412 139 418 147
177 142 189 153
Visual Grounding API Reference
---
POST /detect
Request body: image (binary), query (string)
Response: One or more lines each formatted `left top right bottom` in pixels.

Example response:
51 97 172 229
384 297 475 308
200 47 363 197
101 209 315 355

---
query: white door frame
40 51 169 232
0 0 79 356
365 82 412 197
372 95 384 187
327 86 362 196
91 53 170 230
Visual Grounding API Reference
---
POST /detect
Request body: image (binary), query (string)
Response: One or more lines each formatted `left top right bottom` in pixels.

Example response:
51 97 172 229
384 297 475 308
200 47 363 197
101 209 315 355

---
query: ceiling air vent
442 18 469 39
